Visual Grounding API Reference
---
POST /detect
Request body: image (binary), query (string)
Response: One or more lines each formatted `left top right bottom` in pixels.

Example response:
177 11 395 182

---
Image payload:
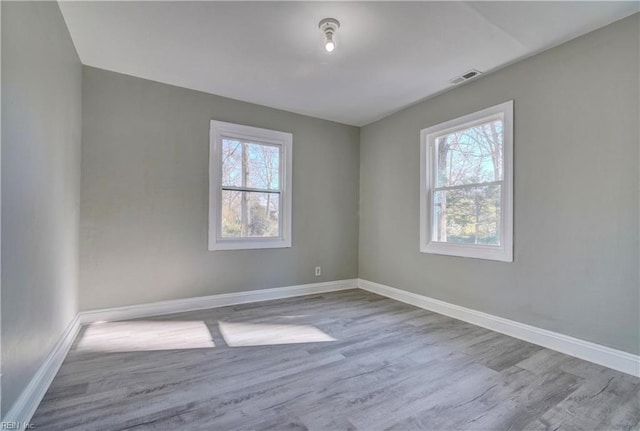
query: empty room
2 1 639 430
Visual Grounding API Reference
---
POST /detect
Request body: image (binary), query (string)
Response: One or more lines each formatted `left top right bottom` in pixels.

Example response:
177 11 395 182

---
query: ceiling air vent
450 69 482 85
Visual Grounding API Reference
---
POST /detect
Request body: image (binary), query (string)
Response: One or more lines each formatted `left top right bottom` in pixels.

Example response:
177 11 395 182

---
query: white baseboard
6 276 635 426
358 279 640 377
79 279 358 324
3 314 82 425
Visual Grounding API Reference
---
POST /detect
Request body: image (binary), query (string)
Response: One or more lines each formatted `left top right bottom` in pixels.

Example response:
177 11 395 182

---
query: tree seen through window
221 138 281 238
433 120 503 245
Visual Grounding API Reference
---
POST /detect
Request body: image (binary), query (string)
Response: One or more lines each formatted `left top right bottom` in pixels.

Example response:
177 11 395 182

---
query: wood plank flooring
32 290 640 430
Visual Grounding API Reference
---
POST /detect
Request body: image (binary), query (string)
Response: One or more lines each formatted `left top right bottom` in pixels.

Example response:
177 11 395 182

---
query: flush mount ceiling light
319 18 340 53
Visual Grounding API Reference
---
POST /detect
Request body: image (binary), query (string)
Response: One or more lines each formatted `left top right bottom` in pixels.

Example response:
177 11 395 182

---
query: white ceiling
59 1 639 126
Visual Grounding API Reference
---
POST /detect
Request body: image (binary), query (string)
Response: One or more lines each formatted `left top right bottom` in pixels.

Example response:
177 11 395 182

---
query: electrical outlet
315 266 321 276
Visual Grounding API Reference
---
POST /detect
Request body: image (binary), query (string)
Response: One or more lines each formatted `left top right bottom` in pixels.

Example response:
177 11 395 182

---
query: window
420 101 513 262
209 121 292 250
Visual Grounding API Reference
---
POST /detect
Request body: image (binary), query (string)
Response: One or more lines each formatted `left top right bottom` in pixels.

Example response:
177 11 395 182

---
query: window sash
220 137 283 192
221 186 281 194
432 180 502 193
219 189 281 240
430 183 502 246
432 117 504 189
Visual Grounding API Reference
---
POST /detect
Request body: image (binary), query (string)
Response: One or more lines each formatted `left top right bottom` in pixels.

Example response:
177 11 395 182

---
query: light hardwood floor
33 290 640 430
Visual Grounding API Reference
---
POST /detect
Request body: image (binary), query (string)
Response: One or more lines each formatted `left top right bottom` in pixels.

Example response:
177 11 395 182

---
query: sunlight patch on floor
76 320 215 352
219 321 336 347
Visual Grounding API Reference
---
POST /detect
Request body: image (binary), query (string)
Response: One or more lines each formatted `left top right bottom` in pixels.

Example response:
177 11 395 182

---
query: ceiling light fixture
319 18 340 53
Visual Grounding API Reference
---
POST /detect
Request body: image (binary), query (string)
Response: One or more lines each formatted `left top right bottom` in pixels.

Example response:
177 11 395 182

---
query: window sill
209 238 292 251
421 242 512 262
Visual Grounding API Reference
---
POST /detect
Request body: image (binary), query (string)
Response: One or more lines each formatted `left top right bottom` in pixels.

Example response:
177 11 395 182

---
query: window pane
222 140 280 191
432 185 501 245
221 139 242 187
221 191 280 238
246 143 280 190
435 120 503 187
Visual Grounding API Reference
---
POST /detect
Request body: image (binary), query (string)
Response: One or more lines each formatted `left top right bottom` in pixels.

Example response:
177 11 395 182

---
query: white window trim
420 100 514 262
209 120 292 251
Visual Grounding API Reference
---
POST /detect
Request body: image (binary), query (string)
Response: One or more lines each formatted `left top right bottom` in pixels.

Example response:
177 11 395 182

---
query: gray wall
1 1 81 415
359 14 640 355
80 67 359 310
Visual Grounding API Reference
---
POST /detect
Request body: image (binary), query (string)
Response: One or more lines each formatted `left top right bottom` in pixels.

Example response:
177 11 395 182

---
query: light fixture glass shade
324 35 335 52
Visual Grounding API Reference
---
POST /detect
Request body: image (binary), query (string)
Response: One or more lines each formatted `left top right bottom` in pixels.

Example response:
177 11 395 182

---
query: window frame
209 120 292 251
419 100 513 262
